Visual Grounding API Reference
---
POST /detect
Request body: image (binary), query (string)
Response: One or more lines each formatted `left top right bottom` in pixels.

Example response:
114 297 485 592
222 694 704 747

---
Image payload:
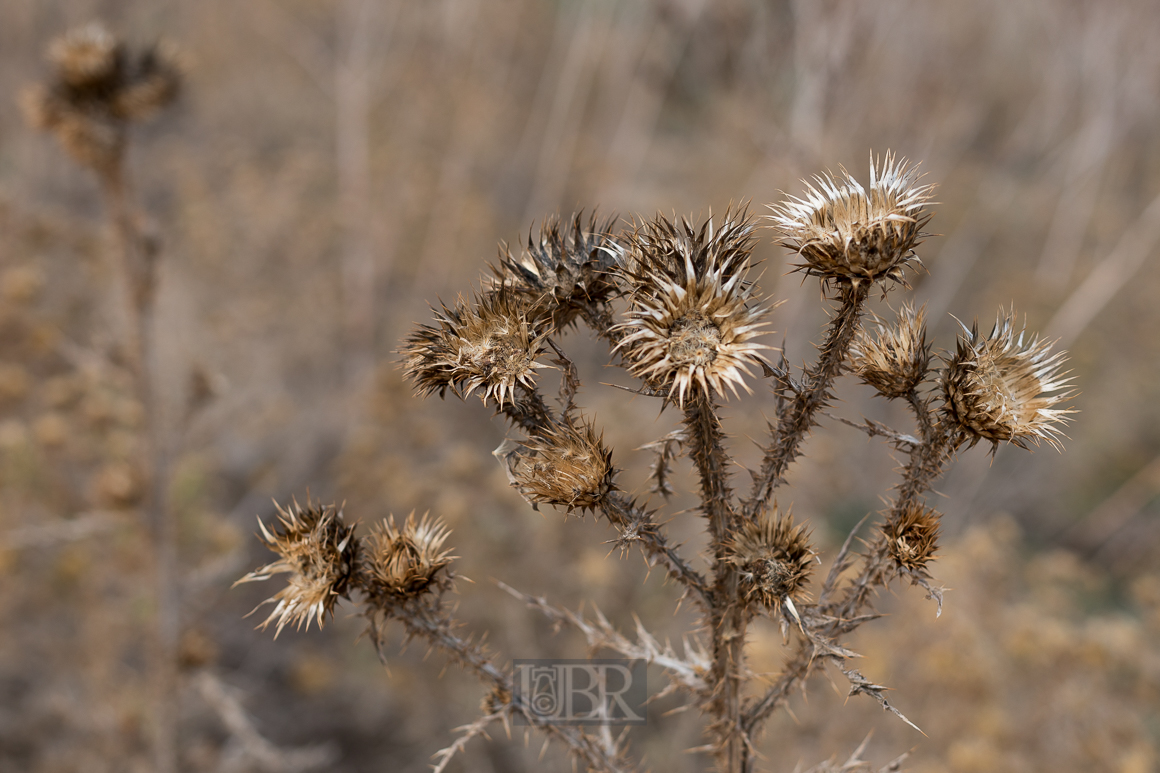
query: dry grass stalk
240 155 1075 772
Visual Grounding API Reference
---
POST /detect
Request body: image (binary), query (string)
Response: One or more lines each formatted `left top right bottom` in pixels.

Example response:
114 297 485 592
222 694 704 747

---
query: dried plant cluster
241 154 1075 772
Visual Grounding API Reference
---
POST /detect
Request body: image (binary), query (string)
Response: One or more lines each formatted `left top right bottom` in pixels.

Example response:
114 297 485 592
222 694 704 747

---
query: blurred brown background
1 0 1159 771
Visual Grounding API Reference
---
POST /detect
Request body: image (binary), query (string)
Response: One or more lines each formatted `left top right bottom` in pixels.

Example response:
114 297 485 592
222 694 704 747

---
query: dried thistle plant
22 22 184 773
241 154 1075 772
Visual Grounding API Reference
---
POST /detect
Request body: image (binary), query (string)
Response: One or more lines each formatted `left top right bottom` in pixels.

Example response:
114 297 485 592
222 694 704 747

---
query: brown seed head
510 417 615 513
882 502 941 575
491 212 624 331
726 506 814 613
769 153 934 290
942 310 1075 450
48 23 122 89
23 24 182 172
236 500 359 637
614 211 773 407
850 302 931 398
360 512 455 602
401 290 549 408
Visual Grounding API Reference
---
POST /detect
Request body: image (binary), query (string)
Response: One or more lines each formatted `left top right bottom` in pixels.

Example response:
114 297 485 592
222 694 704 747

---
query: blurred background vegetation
1 0 1159 770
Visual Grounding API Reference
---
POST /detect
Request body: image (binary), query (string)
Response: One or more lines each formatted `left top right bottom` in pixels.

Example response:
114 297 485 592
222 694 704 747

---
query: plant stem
745 282 869 519
101 162 175 773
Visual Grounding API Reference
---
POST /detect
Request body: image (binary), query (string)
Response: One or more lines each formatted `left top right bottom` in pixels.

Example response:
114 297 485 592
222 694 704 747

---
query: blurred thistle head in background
614 210 774 407
942 310 1075 451
20 22 181 174
770 153 935 292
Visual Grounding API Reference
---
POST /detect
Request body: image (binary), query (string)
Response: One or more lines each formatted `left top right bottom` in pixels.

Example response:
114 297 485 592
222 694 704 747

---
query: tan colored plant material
769 153 934 291
942 310 1074 450
242 153 1075 773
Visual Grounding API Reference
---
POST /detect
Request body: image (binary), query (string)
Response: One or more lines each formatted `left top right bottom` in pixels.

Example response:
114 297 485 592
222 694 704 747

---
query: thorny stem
504 379 710 603
743 395 954 735
602 493 710 605
400 606 634 773
681 394 749 772
100 162 175 773
744 282 870 519
684 394 735 544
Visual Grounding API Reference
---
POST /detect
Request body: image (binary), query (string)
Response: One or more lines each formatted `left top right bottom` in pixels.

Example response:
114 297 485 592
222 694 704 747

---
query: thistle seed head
236 500 359 637
883 503 941 575
850 302 931 398
769 152 934 290
23 24 182 172
614 211 773 407
401 290 550 408
360 512 456 602
491 212 624 330
511 417 615 513
48 23 122 89
726 506 814 614
942 310 1075 450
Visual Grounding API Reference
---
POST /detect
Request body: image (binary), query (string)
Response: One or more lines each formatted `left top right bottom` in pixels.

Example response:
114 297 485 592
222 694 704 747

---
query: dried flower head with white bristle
770 153 934 290
942 310 1075 450
491 212 624 331
508 417 616 513
883 502 941 576
360 512 456 602
725 505 814 615
850 302 931 399
236 500 359 637
614 211 773 407
401 290 550 408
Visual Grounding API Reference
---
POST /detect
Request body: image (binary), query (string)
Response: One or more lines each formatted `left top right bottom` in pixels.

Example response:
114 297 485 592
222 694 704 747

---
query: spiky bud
22 23 182 173
850 302 930 398
882 503 941 575
491 212 624 331
509 418 615 513
726 506 814 614
769 153 934 290
614 211 773 407
359 513 455 602
236 500 359 637
401 290 550 408
942 310 1074 450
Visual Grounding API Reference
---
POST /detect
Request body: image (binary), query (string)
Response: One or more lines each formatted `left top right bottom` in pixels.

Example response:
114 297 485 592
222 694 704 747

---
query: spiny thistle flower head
614 211 773 407
401 290 550 408
850 302 931 398
882 502 941 576
942 310 1075 450
510 417 616 513
22 23 182 172
769 152 934 290
491 212 624 331
236 500 359 637
360 512 456 602
726 505 814 614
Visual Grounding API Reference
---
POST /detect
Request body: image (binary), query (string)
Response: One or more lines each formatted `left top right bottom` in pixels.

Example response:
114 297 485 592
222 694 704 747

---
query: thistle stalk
745 281 870 518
